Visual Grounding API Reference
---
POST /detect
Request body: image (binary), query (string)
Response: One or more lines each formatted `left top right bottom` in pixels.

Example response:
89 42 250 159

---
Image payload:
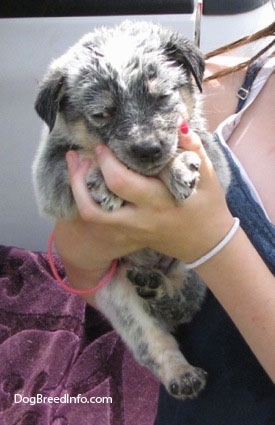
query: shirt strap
235 57 266 113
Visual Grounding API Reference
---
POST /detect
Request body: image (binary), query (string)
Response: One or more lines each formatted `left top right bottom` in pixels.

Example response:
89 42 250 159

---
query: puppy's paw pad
127 269 164 299
168 367 207 399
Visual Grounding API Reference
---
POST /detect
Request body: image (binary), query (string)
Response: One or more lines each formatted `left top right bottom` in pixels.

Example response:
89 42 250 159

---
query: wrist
194 223 244 278
52 224 116 297
52 242 117 300
184 217 240 270
179 209 235 264
60 257 112 290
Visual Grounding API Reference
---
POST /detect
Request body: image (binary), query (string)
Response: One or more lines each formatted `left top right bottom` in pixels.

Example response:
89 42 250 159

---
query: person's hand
54 123 234 287
54 106 275 385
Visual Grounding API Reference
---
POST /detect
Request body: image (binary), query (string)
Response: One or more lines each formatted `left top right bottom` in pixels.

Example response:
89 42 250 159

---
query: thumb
178 122 220 188
178 121 207 157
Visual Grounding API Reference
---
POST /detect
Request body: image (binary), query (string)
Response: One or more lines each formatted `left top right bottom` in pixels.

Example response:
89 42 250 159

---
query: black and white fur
33 21 230 399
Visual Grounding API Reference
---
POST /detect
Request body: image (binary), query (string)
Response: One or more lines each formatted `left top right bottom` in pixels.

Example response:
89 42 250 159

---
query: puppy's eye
158 93 171 101
154 92 173 106
92 108 116 120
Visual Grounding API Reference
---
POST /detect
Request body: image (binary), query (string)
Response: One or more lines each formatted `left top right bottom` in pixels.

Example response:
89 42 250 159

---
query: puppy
33 21 230 399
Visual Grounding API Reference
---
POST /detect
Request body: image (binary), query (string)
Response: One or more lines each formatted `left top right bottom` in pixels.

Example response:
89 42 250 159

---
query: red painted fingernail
180 121 189 135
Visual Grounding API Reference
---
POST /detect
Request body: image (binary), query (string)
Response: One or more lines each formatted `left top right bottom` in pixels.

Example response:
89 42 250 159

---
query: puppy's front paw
86 169 124 211
168 152 201 201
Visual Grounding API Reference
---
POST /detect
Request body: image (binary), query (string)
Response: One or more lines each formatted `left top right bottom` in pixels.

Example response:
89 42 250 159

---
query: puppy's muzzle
131 141 162 162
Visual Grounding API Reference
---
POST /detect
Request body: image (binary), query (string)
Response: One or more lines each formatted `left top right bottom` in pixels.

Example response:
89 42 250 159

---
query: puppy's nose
131 143 162 161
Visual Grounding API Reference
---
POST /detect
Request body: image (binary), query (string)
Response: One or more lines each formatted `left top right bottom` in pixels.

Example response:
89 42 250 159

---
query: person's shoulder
202 56 247 131
204 55 247 80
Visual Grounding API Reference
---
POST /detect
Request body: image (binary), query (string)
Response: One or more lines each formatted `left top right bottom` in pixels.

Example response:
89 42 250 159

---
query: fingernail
180 121 189 135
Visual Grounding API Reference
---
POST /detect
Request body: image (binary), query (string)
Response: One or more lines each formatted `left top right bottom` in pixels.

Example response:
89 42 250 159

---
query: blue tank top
154 59 275 425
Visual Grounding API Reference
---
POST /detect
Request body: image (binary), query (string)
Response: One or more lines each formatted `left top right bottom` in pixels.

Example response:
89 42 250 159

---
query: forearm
54 220 113 307
56 257 104 306
195 227 275 382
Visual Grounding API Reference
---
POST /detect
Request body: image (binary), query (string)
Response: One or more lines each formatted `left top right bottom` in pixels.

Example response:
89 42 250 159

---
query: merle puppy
33 21 230 399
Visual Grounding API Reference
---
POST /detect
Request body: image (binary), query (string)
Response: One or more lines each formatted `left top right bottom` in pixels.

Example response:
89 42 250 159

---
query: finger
65 151 158 232
177 123 219 186
66 151 110 222
95 145 174 207
178 121 207 156
66 151 151 226
66 151 92 180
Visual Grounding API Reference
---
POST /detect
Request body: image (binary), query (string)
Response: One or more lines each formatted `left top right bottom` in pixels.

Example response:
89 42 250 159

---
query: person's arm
54 129 275 381
98 136 275 381
196 228 275 382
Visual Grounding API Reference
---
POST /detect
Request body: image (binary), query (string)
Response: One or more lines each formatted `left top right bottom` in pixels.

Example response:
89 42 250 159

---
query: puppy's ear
35 71 65 131
163 33 205 92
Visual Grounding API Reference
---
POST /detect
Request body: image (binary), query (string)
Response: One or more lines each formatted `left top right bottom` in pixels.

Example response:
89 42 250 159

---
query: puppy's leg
96 265 207 399
159 151 201 201
127 261 206 328
199 131 231 192
86 167 124 211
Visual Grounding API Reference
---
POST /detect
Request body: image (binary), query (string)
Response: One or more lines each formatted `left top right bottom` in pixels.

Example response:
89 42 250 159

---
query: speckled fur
33 21 230 399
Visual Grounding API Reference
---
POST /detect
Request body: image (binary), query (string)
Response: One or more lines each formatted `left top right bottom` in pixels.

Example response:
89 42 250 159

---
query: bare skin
204 56 275 221
54 58 275 382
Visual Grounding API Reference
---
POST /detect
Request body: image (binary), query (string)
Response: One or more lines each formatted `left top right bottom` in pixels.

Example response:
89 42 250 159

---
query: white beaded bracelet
184 217 240 270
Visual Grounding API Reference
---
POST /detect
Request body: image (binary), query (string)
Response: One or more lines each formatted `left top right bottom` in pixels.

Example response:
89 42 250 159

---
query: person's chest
228 73 275 223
